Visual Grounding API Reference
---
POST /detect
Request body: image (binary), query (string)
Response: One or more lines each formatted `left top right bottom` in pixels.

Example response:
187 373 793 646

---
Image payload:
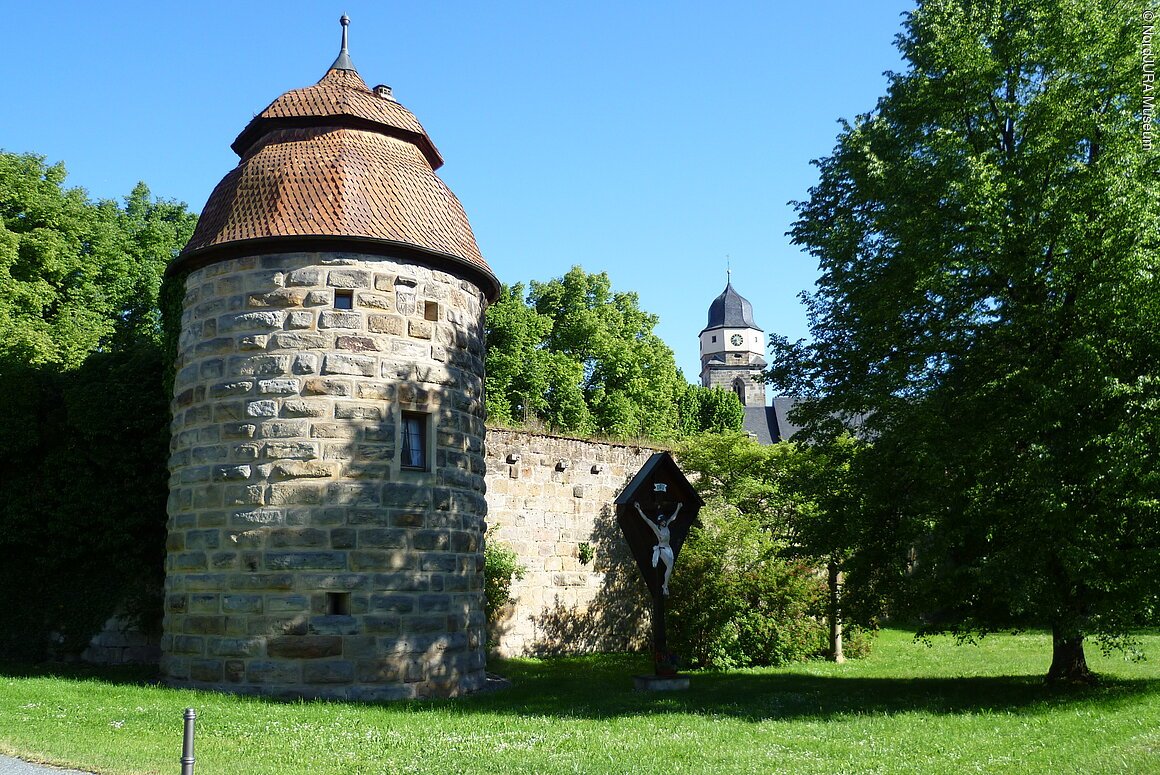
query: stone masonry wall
484 429 660 657
163 251 489 700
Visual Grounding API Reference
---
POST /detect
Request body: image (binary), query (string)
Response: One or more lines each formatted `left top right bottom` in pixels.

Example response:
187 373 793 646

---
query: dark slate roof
741 397 807 444
701 281 760 333
772 396 805 441
742 406 780 445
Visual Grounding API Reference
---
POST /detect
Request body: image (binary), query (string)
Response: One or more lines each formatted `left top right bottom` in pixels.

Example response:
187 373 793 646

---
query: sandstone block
262 441 318 460
408 319 434 339
246 400 277 418
327 269 372 288
285 310 314 329
287 268 324 286
269 527 329 548
367 314 405 335
292 354 318 375
303 660 355 683
272 460 334 478
265 552 347 571
280 400 328 419
269 482 325 506
304 290 331 306
355 292 393 309
247 660 302 684
248 288 307 308
334 402 383 421
336 335 378 352
222 310 284 333
321 353 375 377
230 354 290 377
319 310 362 329
267 635 343 659
272 332 327 349
190 659 224 683
302 378 351 396
310 422 358 439
257 420 310 439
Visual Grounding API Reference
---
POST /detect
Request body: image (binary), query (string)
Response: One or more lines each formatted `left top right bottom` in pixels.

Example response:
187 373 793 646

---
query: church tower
161 18 499 700
699 276 766 406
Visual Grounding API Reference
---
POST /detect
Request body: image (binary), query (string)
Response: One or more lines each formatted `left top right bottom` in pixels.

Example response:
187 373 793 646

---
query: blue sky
2 0 913 382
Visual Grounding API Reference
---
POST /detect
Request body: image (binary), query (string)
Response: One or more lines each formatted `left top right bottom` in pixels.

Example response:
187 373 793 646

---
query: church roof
701 280 760 333
741 398 803 444
170 16 499 300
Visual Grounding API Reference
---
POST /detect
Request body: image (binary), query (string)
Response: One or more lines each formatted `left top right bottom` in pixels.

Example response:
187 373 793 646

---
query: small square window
401 411 429 471
326 592 351 616
334 290 354 309
423 301 439 321
711 335 717 342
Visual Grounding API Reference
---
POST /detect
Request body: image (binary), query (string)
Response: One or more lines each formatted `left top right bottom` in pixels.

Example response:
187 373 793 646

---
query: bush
667 500 829 669
484 534 526 641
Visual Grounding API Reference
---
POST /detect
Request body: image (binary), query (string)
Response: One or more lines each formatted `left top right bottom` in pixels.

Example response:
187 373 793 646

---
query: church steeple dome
702 280 759 333
698 275 765 406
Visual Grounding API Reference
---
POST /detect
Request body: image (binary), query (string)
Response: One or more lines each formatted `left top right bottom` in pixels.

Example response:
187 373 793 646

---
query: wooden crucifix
614 452 703 678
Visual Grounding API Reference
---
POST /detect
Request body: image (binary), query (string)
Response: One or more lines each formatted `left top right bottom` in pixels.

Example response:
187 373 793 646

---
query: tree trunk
828 559 845 664
1046 625 1095 684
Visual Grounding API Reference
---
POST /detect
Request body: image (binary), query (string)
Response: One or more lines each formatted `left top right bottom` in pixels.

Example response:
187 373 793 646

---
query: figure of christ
633 501 683 595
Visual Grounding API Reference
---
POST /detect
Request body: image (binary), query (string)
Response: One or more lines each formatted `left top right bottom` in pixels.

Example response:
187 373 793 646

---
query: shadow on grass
452 653 1159 722
0 660 159 687
1 654 1155 724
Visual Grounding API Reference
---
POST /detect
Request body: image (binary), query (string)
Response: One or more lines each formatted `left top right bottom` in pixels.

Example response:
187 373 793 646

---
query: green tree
677 384 745 436
486 266 687 439
769 0 1159 681
484 282 592 431
780 435 865 662
0 151 197 657
678 431 872 662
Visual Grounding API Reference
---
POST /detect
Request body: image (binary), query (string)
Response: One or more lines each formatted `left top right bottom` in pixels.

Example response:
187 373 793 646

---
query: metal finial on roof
330 14 356 71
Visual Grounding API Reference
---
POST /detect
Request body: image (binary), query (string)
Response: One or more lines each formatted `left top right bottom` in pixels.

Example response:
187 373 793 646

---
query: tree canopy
486 266 740 439
767 0 1159 680
0 151 197 657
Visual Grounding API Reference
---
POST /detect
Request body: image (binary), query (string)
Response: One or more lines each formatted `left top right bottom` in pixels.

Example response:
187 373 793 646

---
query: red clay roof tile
175 60 496 299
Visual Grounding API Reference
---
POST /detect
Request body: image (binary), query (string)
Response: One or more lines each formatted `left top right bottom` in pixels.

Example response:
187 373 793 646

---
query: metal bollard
180 708 196 775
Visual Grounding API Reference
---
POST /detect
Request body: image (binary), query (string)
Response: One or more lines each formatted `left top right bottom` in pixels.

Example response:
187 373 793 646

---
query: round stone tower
161 17 500 700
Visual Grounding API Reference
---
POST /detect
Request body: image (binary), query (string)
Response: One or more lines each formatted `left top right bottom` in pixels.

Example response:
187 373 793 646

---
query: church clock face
730 334 744 347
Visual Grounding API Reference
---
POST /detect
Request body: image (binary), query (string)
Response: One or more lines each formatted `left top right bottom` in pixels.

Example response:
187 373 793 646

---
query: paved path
0 755 93 775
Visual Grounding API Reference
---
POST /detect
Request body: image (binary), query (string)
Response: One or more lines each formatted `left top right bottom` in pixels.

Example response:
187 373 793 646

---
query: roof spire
330 14 356 72
726 255 732 285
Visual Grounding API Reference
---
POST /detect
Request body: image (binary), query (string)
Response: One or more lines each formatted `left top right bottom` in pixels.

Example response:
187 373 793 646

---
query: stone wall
163 251 490 700
483 429 660 657
81 616 161 666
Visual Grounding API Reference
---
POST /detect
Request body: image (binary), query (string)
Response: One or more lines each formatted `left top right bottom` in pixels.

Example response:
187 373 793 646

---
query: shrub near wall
667 500 829 669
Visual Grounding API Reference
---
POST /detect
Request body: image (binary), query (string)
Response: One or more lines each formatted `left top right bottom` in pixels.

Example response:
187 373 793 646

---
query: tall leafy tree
486 266 687 439
677 384 745 436
0 151 197 657
768 0 1159 681
484 282 592 431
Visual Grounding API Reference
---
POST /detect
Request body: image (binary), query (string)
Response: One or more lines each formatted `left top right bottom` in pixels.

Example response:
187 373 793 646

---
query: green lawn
1 629 1157 774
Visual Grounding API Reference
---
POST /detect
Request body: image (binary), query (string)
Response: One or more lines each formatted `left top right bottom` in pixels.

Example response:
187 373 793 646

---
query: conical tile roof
172 17 498 299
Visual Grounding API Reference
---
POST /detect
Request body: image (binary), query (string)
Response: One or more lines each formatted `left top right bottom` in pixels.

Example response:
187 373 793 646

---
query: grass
1 629 1157 774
